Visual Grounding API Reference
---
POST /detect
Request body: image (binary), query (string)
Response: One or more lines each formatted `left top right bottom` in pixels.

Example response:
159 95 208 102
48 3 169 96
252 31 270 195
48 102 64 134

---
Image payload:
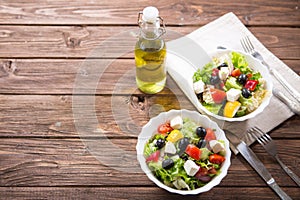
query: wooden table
0 0 299 199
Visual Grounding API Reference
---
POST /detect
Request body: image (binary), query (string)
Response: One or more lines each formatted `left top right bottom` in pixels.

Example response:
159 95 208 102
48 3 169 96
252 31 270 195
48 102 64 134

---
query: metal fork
240 36 300 104
248 126 300 186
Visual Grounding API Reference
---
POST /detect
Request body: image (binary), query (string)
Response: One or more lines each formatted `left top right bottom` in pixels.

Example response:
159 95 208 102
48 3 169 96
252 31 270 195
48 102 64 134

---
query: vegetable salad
144 115 226 191
193 51 268 118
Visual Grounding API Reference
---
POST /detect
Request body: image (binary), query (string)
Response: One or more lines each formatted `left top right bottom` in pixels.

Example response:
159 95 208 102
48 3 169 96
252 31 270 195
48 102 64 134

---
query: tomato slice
185 144 202 160
208 167 218 175
204 128 216 141
231 68 241 77
244 80 259 91
157 123 173 134
210 88 226 104
195 167 208 177
212 68 219 76
247 73 253 79
146 150 160 162
209 154 225 165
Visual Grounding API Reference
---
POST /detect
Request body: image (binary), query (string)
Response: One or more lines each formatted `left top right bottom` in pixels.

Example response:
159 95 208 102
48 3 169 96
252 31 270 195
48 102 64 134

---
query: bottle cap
142 6 159 22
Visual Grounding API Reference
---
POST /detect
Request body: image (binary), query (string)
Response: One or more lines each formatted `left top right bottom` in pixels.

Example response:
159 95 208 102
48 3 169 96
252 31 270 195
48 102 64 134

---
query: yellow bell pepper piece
167 129 184 143
224 101 241 118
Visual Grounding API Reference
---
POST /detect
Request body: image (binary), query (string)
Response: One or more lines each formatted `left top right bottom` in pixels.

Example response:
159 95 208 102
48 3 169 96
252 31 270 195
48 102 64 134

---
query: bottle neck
139 19 165 40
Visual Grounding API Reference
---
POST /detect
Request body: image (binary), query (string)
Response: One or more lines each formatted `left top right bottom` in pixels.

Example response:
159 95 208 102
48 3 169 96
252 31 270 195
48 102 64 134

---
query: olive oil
135 6 166 94
135 38 166 94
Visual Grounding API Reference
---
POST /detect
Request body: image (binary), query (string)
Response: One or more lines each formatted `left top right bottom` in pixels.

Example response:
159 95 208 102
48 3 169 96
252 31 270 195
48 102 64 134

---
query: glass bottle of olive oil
135 6 166 94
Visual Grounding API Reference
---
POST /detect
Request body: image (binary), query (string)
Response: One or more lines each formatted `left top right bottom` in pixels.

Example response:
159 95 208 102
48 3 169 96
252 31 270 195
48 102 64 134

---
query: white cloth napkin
166 12 300 154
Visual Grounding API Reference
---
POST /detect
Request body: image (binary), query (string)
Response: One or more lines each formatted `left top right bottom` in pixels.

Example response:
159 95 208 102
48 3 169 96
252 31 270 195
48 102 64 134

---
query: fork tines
240 36 255 54
248 127 272 145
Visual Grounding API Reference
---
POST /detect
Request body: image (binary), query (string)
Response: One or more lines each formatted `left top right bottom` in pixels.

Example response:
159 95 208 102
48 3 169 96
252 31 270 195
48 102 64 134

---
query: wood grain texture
0 0 299 199
0 0 299 26
0 26 299 59
0 138 299 187
0 58 299 95
0 187 299 200
0 94 299 138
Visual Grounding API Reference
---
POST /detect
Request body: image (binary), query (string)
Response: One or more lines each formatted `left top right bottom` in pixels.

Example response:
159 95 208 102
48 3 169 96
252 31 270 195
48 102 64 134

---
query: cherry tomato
247 73 253 79
209 154 225 165
218 81 225 90
212 68 219 76
210 88 226 104
244 80 259 91
146 150 160 163
157 123 173 134
204 128 217 141
185 144 202 160
196 167 208 177
231 68 241 77
208 167 218 175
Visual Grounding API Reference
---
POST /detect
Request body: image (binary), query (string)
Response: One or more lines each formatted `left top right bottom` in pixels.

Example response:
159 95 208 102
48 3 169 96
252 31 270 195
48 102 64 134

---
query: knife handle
269 179 292 200
269 67 300 103
275 154 300 187
273 88 300 115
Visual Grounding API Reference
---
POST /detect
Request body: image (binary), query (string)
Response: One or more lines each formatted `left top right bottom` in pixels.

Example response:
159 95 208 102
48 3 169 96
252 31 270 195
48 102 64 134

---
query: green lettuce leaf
231 52 251 74
193 63 215 84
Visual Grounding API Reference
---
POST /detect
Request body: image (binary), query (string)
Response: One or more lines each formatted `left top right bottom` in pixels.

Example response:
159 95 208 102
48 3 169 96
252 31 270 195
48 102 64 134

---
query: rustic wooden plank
0 94 190 137
0 26 299 59
249 27 300 60
0 95 299 138
0 186 299 200
0 58 299 95
0 0 298 26
0 138 299 187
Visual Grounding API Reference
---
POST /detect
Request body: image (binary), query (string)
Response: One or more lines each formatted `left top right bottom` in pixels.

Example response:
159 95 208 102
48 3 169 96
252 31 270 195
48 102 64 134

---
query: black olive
217 62 228 69
155 138 165 149
177 137 190 155
210 75 220 85
162 159 174 169
196 92 204 103
180 154 189 161
242 88 252 98
197 139 207 148
196 127 207 138
237 74 248 85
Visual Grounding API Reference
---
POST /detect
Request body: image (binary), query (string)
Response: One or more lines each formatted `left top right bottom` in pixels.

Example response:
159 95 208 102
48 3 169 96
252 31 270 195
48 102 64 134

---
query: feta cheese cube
218 67 229 80
170 115 183 129
184 160 200 176
259 78 266 88
172 179 181 190
193 80 205 94
203 88 214 104
164 141 177 154
209 140 225 153
247 96 259 112
170 155 180 161
226 88 241 102
173 178 190 190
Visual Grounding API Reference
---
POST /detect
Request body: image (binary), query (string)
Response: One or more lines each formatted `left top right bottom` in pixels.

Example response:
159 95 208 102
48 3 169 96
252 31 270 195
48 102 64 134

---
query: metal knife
273 88 300 115
225 129 292 200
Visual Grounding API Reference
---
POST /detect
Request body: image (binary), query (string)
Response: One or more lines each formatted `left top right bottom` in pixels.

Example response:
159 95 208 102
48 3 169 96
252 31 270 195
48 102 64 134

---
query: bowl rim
194 49 273 122
136 109 231 195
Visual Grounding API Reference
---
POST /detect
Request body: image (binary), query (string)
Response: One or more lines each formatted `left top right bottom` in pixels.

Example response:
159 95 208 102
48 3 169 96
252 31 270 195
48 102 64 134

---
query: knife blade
225 129 292 200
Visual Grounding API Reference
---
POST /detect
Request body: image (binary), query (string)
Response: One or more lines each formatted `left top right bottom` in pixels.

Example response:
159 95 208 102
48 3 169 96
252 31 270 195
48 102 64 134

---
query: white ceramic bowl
194 49 273 122
136 109 231 195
